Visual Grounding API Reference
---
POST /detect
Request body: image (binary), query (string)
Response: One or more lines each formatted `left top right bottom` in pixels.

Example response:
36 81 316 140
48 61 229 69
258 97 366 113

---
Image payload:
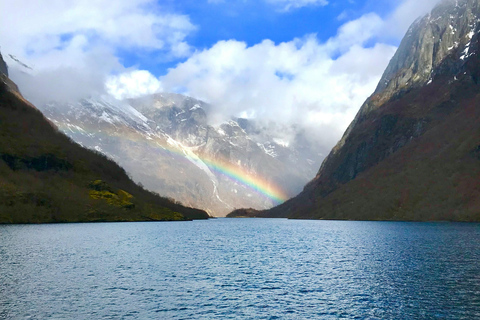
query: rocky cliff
233 0 480 221
0 52 8 76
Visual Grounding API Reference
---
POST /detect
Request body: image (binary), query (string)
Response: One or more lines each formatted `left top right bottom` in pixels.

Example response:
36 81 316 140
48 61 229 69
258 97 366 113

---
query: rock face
239 0 480 221
0 52 8 76
39 93 322 216
0 52 20 94
363 0 480 114
0 51 209 223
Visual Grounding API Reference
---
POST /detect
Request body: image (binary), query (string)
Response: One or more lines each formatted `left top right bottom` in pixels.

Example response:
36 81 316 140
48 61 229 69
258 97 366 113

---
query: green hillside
0 59 209 223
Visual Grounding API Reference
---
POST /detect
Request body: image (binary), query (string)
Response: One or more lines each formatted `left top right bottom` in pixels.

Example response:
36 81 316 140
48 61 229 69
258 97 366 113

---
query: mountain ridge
229 0 480 221
37 92 322 216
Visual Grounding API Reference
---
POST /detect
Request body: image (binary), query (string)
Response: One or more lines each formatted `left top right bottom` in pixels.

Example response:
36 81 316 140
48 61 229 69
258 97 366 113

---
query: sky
0 0 442 153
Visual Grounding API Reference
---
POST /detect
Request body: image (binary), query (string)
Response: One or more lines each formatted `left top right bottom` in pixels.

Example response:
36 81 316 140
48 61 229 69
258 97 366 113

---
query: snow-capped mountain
38 93 321 216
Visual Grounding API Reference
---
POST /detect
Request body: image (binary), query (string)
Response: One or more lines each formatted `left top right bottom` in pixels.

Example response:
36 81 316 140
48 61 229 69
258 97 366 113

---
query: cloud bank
157 13 395 150
1 0 443 154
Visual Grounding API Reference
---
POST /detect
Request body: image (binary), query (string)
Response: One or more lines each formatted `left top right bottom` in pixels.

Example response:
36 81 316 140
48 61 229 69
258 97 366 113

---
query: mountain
230 0 480 221
0 52 209 223
37 93 322 216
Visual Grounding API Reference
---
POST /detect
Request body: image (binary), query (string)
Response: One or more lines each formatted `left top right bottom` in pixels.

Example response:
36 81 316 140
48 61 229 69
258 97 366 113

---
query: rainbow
194 153 288 204
56 122 289 204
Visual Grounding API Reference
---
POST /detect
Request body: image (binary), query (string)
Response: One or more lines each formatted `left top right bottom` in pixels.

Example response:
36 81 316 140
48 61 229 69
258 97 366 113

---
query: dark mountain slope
0 53 7 76
230 0 480 221
0 55 209 223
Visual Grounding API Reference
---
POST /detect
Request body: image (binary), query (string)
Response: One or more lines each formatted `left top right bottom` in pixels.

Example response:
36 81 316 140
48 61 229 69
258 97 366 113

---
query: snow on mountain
37 93 322 216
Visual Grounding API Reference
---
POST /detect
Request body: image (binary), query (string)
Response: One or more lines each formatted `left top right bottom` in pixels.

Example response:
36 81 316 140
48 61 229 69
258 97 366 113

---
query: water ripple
0 219 479 319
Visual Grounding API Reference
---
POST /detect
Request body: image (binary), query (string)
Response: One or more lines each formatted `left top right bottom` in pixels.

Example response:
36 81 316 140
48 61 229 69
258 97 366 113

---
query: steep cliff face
0 52 8 76
239 0 480 221
332 0 480 161
0 52 20 94
374 0 480 99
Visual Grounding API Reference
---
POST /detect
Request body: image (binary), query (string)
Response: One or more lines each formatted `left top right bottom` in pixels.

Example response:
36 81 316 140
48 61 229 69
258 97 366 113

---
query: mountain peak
371 0 480 111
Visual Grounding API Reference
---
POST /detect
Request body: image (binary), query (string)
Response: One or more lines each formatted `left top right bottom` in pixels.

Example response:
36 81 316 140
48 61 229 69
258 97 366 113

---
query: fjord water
1 219 479 319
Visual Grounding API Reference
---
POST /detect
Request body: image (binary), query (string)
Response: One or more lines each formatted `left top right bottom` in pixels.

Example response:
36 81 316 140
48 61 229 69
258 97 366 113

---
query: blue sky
167 0 395 46
1 0 441 152
121 0 400 75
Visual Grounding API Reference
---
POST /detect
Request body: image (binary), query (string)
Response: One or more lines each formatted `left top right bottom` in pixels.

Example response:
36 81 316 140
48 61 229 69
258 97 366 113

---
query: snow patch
257 142 278 158
273 138 289 148
460 40 472 60
448 41 459 50
120 104 148 123
99 111 115 124
165 134 232 210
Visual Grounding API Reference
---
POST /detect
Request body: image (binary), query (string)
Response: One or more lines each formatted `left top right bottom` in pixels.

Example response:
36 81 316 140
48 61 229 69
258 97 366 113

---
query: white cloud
106 70 163 100
160 13 397 152
266 0 329 11
0 0 196 103
1 0 195 57
325 13 383 54
0 0 444 154
384 0 442 38
7 43 120 105
153 0 444 151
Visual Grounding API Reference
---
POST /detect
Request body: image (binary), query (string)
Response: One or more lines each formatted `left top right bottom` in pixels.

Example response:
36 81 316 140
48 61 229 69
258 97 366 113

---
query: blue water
0 219 479 319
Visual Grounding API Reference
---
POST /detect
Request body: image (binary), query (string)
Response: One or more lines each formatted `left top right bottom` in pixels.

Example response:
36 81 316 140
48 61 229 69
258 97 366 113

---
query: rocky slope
231 0 480 221
38 93 321 216
0 52 209 223
0 52 7 76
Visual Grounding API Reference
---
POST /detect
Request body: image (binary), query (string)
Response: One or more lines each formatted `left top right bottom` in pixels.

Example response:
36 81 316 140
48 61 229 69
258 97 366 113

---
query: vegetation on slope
284 74 480 221
0 73 209 223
